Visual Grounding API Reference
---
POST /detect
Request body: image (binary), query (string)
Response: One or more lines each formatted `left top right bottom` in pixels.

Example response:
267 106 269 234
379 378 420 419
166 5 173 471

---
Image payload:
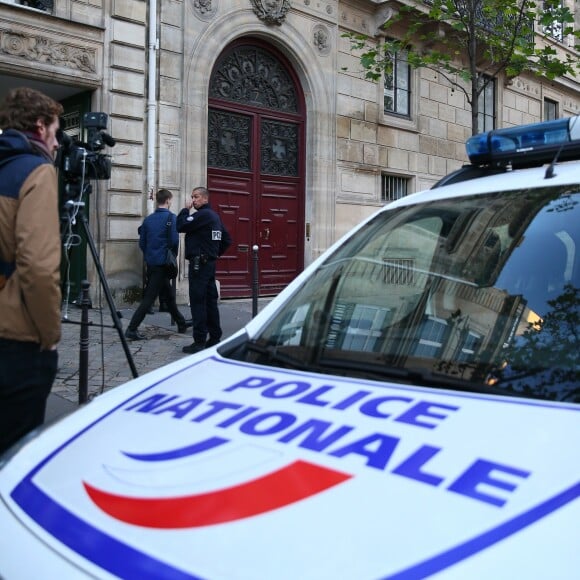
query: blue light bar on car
466 115 580 167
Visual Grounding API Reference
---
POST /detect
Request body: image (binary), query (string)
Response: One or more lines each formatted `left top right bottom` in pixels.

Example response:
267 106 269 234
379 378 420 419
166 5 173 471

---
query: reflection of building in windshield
497 229 571 318
437 190 553 287
317 189 578 387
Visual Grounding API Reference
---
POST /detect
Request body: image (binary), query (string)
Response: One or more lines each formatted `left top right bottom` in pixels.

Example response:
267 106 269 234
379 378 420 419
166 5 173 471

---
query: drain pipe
146 0 158 215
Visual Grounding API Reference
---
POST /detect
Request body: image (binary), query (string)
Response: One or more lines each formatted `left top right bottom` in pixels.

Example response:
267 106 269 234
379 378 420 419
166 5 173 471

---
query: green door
59 92 92 304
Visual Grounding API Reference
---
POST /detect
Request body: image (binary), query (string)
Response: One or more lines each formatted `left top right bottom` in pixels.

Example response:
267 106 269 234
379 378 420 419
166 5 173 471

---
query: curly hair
0 87 64 132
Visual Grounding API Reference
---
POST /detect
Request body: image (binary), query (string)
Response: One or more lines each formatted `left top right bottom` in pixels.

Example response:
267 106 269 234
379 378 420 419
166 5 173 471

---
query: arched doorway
207 38 306 298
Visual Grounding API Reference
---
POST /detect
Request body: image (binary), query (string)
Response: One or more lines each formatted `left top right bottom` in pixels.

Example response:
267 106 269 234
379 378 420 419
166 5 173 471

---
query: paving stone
46 299 272 420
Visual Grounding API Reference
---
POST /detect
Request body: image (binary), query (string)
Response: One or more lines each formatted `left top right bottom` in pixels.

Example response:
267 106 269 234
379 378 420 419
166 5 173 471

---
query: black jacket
176 203 232 260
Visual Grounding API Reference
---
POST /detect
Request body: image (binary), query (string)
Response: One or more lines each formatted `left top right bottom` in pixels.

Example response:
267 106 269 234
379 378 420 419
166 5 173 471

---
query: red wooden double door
207 39 306 298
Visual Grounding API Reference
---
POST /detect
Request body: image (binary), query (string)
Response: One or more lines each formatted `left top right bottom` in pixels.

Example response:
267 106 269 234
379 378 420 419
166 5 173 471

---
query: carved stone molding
506 77 541 98
160 137 180 188
250 0 291 26
300 0 336 23
0 29 96 73
313 24 331 56
193 0 217 21
562 98 579 114
374 2 398 37
340 9 371 35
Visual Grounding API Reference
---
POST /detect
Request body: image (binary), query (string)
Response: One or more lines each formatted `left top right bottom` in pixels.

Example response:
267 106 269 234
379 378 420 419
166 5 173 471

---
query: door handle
263 227 270 241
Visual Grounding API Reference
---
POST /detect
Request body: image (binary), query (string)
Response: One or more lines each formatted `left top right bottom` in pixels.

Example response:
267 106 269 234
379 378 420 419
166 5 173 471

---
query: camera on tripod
56 112 116 198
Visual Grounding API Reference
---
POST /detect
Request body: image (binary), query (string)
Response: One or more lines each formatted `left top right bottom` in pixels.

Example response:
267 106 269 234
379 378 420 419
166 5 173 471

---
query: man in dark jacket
126 188 188 340
0 87 63 453
177 186 232 354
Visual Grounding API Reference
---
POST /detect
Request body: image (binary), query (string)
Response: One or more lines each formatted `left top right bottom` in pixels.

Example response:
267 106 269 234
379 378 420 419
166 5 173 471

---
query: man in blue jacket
126 189 187 340
177 186 232 353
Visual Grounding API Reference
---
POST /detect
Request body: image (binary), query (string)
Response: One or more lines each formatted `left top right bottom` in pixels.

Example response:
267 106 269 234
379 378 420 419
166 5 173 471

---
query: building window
384 48 411 117
456 331 482 363
544 98 558 121
477 77 495 133
11 0 53 10
413 316 449 358
381 173 409 203
543 0 564 41
383 258 415 285
325 302 392 352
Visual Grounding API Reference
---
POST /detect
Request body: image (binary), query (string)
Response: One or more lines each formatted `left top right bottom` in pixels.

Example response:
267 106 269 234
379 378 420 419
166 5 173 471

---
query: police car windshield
240 186 580 404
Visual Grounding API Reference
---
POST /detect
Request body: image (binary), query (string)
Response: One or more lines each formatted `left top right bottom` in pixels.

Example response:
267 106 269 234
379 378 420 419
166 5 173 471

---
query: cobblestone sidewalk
52 299 269 406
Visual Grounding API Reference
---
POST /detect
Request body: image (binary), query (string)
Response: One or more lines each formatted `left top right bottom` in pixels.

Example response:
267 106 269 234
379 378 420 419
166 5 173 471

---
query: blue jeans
188 259 221 344
0 339 58 454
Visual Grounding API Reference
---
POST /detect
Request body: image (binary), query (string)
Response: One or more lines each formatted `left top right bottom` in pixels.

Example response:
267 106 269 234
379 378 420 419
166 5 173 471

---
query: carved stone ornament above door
0 29 96 73
250 0 291 26
193 0 217 20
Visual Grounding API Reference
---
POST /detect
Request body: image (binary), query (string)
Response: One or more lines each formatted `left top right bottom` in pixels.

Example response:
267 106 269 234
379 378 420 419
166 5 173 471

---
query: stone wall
334 0 580 237
104 0 147 294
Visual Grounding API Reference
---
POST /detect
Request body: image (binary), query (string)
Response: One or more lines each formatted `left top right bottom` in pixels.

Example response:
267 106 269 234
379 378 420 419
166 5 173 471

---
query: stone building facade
0 0 578 303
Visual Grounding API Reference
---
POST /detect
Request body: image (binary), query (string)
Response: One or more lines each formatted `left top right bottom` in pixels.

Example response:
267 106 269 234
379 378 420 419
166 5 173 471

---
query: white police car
1 117 579 579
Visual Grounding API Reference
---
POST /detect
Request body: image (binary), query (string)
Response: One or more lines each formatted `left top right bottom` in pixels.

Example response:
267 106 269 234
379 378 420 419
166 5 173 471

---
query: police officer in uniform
177 186 232 354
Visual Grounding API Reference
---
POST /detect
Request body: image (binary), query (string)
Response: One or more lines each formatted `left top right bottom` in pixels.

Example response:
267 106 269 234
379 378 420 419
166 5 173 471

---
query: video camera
56 112 115 194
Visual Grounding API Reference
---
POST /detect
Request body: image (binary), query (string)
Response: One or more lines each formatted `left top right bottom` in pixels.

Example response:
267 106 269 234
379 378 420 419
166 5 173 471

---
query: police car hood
0 350 578 579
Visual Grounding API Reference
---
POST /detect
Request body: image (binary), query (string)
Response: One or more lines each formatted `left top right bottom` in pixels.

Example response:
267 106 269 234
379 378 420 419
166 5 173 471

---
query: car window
233 186 579 404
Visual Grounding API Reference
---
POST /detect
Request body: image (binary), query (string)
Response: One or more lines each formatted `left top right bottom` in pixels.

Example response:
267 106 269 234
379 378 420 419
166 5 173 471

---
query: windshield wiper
238 341 536 400
315 357 516 396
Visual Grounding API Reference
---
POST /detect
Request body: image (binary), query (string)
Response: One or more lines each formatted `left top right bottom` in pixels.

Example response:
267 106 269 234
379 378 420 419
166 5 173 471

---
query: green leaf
344 0 580 132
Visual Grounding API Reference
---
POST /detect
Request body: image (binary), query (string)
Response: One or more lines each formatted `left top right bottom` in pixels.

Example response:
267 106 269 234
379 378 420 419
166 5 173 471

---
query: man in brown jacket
0 88 63 454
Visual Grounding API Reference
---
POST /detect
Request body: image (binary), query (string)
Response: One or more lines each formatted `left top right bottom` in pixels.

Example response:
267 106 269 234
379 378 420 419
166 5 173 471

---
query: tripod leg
79 215 139 378
78 280 91 404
